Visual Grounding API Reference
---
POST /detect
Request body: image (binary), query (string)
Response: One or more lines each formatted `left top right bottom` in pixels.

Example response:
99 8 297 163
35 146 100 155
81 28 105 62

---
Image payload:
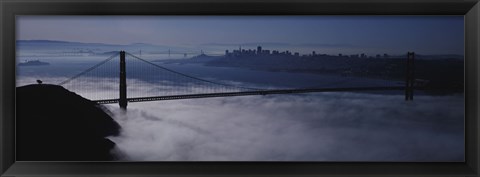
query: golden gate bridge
58 51 415 109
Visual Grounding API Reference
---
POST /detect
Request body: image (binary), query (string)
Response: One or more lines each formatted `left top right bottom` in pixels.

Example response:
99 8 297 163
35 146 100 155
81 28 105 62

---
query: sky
17 16 464 55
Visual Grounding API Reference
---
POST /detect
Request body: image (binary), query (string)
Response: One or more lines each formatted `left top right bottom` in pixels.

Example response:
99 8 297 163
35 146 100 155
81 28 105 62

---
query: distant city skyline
17 16 464 55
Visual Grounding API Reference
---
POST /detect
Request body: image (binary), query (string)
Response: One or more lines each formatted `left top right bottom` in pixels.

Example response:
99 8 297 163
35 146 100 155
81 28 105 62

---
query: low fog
106 92 464 161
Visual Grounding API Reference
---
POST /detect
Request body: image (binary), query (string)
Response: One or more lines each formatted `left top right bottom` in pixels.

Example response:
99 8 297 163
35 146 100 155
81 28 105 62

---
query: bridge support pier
119 51 128 109
405 52 415 101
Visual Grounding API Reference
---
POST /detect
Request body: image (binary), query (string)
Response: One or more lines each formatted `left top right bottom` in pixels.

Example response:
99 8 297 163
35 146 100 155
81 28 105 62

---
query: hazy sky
17 16 464 55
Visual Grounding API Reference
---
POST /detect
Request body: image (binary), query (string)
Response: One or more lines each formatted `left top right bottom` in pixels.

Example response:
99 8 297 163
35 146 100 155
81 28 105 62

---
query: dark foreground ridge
16 84 121 161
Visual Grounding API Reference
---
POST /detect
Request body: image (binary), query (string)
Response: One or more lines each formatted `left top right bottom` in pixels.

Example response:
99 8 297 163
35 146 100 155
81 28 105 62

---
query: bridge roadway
93 86 406 104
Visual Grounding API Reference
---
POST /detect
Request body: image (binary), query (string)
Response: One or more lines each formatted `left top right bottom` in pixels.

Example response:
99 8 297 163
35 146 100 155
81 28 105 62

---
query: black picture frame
1 0 479 176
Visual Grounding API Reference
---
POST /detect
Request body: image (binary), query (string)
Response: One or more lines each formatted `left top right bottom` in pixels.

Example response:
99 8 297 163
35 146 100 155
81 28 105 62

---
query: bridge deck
93 86 406 104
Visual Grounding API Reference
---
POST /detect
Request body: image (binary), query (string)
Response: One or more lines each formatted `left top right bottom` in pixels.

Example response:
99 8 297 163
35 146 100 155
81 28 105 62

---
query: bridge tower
405 52 415 101
119 51 128 109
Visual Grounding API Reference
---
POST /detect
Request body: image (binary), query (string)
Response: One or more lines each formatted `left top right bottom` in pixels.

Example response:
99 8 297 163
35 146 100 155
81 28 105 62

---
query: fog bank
107 93 464 161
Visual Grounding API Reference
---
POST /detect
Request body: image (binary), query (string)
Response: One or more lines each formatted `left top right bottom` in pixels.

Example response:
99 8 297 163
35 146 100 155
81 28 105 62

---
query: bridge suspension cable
125 52 261 91
58 53 119 86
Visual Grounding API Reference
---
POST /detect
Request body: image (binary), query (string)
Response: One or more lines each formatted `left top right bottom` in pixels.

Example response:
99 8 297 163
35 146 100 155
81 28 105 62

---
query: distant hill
391 54 464 60
153 54 222 64
16 40 184 54
17 40 119 46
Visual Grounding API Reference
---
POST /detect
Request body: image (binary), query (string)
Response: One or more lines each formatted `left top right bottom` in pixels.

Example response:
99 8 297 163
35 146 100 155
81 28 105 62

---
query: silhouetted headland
16 84 120 161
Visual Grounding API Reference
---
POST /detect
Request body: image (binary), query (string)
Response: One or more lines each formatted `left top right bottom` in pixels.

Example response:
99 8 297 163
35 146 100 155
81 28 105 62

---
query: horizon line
16 39 465 57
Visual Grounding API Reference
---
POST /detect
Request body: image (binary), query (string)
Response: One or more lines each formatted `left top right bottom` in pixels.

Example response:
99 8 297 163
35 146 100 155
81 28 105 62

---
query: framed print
1 0 479 176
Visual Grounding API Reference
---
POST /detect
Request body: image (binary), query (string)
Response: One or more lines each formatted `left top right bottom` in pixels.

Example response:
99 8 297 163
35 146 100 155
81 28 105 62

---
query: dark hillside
16 84 120 161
